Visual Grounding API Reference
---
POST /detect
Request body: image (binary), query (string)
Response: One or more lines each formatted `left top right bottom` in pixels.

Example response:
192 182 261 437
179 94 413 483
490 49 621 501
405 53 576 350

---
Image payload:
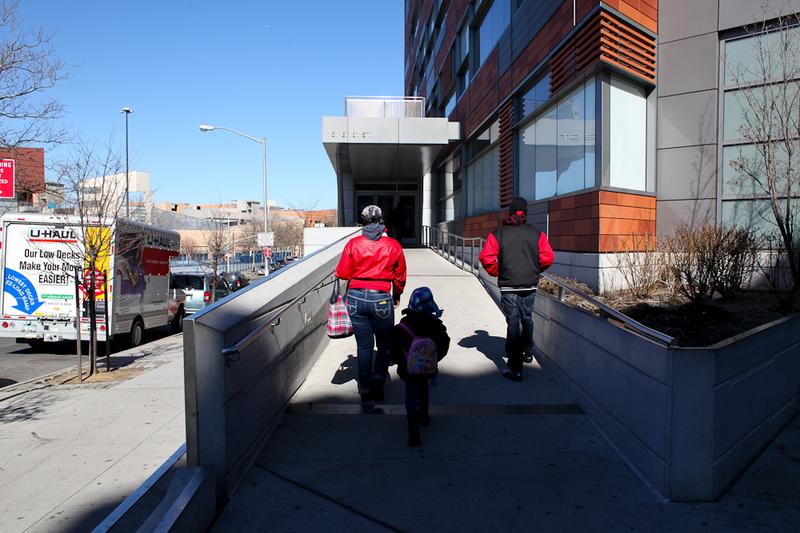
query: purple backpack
399 322 438 375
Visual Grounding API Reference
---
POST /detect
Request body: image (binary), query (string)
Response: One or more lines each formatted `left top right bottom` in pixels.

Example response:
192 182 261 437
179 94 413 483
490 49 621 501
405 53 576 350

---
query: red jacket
336 234 407 297
480 228 554 281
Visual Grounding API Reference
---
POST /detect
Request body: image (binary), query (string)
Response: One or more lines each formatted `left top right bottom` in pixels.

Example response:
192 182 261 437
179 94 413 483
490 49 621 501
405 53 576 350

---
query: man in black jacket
479 197 554 382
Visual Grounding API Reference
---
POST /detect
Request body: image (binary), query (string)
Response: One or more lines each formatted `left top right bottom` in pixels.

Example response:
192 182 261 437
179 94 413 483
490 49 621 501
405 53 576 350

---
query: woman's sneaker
502 368 522 382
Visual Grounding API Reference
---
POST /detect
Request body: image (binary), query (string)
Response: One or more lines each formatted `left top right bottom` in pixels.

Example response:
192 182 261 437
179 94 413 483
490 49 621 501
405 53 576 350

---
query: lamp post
198 124 269 234
121 107 132 217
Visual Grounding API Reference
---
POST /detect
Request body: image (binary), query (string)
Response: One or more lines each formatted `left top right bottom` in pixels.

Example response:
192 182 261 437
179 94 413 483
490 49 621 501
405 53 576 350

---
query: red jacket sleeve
392 244 407 298
335 241 354 279
479 233 500 277
538 232 554 271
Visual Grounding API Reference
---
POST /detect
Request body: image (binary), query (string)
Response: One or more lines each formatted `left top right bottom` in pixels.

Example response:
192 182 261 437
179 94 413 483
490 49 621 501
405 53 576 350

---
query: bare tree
0 0 66 148
728 4 800 307
56 142 127 377
201 211 231 301
180 235 198 260
271 216 304 255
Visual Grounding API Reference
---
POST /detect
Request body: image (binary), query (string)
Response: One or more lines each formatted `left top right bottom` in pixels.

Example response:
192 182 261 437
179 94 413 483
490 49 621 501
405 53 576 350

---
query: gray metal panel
656 145 718 200
398 118 451 144
656 198 716 234
657 90 718 149
657 33 719 97
659 0 718 44
346 117 400 144
718 0 800 31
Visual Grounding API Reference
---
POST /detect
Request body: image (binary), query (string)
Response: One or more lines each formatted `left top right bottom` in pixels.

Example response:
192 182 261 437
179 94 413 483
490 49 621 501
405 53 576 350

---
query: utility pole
121 107 132 217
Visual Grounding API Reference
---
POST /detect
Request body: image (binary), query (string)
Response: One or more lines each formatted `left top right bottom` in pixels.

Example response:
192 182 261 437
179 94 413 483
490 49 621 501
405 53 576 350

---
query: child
391 287 450 447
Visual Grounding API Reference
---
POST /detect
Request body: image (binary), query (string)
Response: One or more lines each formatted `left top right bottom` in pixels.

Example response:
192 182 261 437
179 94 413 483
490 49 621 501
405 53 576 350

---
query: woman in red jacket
336 205 407 403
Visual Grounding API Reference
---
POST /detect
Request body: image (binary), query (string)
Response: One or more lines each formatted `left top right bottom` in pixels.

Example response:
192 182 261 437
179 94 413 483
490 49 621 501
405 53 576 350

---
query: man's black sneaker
360 392 374 403
502 368 522 382
523 351 534 364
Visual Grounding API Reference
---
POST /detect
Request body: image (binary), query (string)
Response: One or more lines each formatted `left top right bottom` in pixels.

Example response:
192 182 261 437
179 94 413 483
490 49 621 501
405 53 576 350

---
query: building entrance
355 185 418 245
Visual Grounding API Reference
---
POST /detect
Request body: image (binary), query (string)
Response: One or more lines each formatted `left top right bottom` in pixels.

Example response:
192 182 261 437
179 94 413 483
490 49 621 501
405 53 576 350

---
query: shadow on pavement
0 378 16 387
458 329 507 371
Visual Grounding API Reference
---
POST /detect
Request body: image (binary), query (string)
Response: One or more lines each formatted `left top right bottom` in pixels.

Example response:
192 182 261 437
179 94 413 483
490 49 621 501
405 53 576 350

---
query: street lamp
198 125 268 227
121 107 132 217
198 124 269 275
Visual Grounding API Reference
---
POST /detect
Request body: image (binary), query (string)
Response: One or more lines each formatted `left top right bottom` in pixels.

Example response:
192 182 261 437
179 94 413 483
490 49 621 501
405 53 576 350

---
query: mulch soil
540 279 793 347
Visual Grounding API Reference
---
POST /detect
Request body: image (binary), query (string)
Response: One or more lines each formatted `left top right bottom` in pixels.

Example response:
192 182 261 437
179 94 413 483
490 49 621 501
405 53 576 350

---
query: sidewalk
213 249 800 532
0 335 185 533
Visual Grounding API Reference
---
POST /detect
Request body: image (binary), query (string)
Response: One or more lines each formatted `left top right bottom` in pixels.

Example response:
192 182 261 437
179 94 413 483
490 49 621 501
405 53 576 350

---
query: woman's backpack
398 322 438 375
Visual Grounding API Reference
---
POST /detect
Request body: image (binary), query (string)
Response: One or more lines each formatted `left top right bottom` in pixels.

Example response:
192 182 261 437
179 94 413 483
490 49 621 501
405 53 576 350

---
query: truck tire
130 318 145 348
170 306 184 333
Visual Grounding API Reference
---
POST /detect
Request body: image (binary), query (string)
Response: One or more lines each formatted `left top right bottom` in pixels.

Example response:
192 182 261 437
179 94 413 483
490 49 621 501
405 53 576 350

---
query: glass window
466 144 500 215
721 198 787 236
725 27 800 86
518 77 598 200
520 74 551 120
444 92 456 117
535 106 558 199
519 121 535 199
477 0 510 67
557 84 586 195
609 76 647 191
723 143 798 197
584 78 596 189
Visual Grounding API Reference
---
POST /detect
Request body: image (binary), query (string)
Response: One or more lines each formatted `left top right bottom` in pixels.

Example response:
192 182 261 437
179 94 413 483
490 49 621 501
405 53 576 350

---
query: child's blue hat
408 286 443 317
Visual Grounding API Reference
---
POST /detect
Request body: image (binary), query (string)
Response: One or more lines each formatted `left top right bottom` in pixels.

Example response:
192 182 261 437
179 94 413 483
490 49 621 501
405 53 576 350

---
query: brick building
324 0 800 291
0 147 45 206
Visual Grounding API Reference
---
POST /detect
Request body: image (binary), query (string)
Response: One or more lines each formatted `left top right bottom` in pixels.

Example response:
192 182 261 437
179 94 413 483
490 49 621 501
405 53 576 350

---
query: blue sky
20 1 404 209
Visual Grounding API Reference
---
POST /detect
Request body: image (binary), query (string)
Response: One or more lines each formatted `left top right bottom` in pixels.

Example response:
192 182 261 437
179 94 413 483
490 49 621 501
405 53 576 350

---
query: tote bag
326 279 353 338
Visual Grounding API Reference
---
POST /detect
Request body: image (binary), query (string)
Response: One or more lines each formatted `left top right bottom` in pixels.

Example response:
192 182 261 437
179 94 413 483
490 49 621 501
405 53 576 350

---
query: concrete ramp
211 250 666 531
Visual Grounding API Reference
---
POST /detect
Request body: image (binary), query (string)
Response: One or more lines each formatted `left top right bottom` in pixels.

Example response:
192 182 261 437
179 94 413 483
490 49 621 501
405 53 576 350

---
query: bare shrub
758 233 800 310
663 224 760 306
613 233 669 299
715 227 760 297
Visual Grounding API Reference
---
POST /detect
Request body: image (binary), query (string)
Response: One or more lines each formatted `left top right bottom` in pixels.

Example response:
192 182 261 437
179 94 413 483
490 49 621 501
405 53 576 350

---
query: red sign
80 269 106 298
263 247 272 258
0 159 14 199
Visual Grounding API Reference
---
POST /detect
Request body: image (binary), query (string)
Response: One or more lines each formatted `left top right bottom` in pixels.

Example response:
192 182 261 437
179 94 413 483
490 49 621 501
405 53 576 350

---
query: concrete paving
0 334 185 533
213 249 800 532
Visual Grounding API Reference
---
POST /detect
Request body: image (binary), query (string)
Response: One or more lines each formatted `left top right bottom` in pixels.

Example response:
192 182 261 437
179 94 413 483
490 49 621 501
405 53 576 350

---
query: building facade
402 0 800 291
0 147 46 213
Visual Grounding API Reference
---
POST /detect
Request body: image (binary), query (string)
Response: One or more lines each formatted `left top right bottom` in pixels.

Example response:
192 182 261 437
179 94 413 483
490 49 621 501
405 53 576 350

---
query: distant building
0 147 45 214
80 170 153 223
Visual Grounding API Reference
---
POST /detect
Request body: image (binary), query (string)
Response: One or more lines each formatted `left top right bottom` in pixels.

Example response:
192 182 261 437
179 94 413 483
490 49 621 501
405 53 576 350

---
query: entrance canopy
322 97 459 230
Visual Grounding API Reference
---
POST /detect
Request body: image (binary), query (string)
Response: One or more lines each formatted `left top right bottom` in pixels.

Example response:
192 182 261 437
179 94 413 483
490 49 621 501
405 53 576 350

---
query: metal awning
322 116 460 181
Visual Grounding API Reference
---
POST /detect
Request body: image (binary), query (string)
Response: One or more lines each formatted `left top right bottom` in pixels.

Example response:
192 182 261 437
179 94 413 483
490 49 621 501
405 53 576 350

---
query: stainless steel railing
345 96 425 118
421 225 674 347
220 229 360 357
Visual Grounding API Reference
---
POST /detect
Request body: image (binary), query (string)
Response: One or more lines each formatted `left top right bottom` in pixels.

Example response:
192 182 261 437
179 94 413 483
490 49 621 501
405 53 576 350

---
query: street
0 326 178 388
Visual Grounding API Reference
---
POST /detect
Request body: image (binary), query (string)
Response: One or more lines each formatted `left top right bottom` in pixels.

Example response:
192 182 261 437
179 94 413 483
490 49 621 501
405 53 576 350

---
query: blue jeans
500 290 536 373
345 288 394 393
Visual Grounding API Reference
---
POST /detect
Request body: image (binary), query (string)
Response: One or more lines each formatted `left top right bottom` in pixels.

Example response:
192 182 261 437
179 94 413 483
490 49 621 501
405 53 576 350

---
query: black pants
500 290 536 373
399 371 430 415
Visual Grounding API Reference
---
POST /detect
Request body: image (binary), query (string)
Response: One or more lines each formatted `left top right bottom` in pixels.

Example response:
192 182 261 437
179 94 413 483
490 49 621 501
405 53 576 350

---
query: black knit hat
509 197 528 216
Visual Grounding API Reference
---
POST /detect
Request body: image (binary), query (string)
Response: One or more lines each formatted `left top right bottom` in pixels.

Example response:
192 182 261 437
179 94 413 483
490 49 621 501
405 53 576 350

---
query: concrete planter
534 294 800 501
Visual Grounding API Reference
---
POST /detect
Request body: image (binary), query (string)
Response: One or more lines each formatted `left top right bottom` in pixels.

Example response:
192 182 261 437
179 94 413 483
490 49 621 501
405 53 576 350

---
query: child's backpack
399 322 438 375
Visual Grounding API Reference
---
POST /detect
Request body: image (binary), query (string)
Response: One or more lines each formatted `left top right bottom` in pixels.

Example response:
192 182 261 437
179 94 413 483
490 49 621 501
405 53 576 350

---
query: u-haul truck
0 213 181 346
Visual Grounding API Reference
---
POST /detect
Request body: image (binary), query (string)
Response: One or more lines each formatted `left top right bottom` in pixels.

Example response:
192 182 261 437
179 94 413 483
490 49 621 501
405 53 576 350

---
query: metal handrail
422 225 674 347
220 229 360 357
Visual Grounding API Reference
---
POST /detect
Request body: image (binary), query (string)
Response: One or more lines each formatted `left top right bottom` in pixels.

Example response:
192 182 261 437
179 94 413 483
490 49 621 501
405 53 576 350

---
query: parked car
171 273 232 314
167 274 187 332
221 271 248 291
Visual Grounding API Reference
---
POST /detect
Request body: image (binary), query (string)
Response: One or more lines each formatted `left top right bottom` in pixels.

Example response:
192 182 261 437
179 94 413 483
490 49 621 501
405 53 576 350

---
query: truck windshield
172 275 204 290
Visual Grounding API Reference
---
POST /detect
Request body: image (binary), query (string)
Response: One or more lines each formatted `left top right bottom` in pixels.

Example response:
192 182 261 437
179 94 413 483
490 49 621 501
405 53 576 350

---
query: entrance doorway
355 185 418 245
